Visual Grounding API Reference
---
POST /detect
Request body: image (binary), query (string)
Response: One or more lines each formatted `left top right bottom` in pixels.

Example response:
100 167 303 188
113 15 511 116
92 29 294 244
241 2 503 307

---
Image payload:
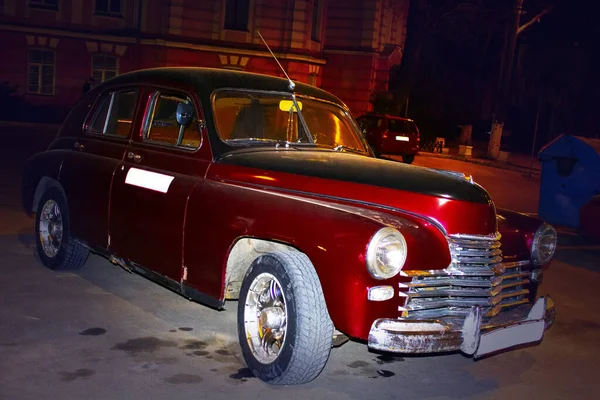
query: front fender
496 208 542 262
183 179 451 340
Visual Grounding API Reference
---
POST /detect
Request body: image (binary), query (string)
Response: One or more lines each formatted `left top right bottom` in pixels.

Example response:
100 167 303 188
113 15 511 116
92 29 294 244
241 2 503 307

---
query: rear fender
21 150 69 215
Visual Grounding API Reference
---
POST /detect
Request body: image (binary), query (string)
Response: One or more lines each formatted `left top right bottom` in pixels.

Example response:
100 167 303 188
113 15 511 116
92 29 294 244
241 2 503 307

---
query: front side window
92 53 118 83
144 92 202 150
224 0 249 31
87 89 138 137
95 0 121 15
29 0 58 10
27 49 55 95
212 90 368 154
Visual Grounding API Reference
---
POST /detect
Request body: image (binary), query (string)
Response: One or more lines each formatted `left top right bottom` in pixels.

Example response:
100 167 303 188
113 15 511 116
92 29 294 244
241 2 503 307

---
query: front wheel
237 251 334 385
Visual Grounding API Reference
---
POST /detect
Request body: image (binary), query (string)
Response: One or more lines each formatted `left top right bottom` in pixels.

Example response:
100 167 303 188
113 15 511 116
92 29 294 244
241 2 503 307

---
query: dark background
387 0 600 153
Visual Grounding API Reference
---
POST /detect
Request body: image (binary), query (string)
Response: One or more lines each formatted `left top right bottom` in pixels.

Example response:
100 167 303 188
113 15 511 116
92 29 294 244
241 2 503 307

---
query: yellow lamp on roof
279 100 303 112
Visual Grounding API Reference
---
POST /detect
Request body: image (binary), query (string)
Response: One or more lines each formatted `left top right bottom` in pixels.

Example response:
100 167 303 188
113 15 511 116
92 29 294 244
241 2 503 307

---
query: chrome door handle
73 141 85 151
127 151 142 162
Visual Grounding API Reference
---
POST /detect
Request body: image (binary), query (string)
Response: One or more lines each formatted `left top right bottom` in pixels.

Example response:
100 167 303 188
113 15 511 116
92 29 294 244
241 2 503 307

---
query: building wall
321 0 409 116
0 0 407 119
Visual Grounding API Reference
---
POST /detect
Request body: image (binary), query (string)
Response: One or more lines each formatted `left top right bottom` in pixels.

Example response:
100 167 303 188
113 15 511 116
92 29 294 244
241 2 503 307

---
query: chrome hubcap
39 199 63 258
243 272 288 364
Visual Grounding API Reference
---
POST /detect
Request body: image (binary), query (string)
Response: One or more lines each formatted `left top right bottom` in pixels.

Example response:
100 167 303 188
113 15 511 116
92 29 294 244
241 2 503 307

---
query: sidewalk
415 149 541 177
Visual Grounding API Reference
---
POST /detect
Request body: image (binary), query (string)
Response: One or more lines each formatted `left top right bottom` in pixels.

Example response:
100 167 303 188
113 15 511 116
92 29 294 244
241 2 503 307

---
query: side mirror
176 102 194 126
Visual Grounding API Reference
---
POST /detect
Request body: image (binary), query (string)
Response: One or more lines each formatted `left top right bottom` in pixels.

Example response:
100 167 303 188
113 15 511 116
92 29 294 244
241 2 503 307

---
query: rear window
388 119 418 134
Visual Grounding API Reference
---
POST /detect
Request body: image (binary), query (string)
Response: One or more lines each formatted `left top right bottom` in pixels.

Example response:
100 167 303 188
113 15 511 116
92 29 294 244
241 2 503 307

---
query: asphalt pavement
1 125 599 400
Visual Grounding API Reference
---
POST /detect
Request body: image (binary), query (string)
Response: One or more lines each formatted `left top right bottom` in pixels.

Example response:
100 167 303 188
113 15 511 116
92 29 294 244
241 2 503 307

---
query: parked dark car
22 67 557 385
356 113 420 163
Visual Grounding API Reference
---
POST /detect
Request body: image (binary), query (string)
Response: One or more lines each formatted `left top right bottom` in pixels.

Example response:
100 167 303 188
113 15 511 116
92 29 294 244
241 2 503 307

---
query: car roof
360 113 414 122
97 67 347 109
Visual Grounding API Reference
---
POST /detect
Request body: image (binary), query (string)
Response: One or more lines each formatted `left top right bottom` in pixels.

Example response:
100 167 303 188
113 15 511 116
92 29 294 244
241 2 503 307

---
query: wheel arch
223 237 301 300
31 177 64 214
21 151 65 216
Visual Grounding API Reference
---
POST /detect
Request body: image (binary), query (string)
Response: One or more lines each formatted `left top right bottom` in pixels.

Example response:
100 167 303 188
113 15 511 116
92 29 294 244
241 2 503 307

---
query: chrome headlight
366 227 408 280
531 223 557 266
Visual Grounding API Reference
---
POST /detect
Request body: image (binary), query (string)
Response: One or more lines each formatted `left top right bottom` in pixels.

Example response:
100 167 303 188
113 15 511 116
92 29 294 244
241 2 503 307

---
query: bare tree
487 0 553 159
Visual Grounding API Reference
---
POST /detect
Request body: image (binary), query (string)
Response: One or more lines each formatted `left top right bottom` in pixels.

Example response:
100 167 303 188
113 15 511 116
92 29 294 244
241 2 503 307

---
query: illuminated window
311 0 323 42
92 53 118 82
27 49 55 95
29 0 58 10
224 0 249 31
95 0 121 15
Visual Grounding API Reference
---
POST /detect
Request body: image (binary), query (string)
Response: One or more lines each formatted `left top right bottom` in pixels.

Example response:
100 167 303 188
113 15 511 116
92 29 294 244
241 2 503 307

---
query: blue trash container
538 135 600 228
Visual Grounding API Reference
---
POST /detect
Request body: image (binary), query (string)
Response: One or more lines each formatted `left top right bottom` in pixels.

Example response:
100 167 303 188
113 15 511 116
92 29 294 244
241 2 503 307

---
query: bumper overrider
368 296 555 359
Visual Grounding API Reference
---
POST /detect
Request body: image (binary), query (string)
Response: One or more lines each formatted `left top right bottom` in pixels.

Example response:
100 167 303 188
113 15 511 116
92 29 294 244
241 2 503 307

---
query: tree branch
517 6 554 35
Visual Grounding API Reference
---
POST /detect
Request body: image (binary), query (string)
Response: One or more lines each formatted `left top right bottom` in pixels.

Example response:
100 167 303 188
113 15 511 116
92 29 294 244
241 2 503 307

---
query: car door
108 86 211 281
59 87 140 248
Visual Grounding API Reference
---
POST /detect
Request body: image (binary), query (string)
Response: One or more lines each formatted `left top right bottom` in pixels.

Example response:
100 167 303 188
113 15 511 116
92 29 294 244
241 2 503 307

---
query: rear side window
143 91 202 150
87 89 138 137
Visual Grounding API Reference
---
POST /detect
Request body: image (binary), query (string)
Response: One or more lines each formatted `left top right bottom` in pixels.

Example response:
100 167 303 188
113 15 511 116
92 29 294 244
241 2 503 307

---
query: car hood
218 149 491 204
213 149 497 235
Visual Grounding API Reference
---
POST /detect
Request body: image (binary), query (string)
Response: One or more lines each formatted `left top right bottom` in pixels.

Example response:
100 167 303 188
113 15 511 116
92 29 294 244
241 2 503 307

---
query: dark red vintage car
22 67 557 385
356 113 421 163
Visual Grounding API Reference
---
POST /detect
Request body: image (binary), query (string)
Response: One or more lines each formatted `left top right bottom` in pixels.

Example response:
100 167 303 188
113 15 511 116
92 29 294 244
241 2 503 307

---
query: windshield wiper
227 138 315 148
333 145 364 154
228 138 287 145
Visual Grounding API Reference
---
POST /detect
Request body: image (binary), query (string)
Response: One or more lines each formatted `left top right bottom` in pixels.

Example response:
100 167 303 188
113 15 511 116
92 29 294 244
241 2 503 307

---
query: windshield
212 89 368 153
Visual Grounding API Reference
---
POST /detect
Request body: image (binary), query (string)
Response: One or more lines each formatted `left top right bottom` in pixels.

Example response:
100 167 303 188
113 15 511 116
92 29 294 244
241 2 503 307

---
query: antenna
256 30 314 144
256 31 295 91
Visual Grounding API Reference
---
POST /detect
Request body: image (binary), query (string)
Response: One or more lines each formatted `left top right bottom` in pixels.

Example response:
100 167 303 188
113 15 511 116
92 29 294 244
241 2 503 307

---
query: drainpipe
136 0 143 70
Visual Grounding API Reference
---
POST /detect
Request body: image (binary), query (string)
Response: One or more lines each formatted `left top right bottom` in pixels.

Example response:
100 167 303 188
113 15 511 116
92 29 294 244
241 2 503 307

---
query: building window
27 49 55 95
92 53 118 82
224 0 249 31
29 0 58 10
311 0 323 42
95 0 121 15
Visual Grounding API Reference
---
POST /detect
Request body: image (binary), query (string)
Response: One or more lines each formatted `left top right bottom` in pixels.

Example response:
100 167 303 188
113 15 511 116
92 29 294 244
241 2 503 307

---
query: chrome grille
404 233 531 320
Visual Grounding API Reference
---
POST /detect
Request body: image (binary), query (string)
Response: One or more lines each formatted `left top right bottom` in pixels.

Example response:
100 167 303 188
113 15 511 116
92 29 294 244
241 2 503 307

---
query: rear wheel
237 251 333 385
402 154 415 164
35 186 89 271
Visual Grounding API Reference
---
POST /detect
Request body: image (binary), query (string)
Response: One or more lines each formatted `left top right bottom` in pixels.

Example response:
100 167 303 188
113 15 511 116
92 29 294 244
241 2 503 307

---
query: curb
417 151 541 177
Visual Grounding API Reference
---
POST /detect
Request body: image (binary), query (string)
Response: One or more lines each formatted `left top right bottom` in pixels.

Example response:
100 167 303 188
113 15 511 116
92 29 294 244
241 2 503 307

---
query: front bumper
368 296 555 359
